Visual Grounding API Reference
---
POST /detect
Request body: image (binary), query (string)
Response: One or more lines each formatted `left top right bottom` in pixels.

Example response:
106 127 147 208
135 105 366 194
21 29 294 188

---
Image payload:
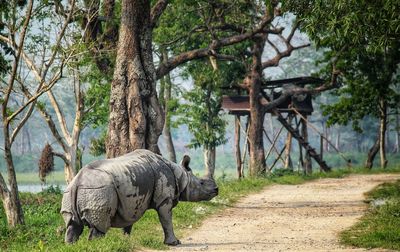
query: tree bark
284 115 293 170
365 136 379 169
247 37 267 176
301 116 312 175
106 0 164 158
235 116 242 178
335 129 341 151
379 98 388 168
204 147 216 178
394 112 400 153
2 137 24 226
161 50 176 162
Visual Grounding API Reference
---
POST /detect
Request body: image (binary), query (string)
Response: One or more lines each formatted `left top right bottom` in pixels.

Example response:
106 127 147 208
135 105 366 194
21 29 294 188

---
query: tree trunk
1 137 24 226
204 147 216 178
379 99 388 168
284 116 293 170
161 52 176 162
301 116 312 175
106 0 164 158
247 37 266 177
365 136 379 169
235 116 242 178
394 112 400 153
64 150 77 184
335 129 341 151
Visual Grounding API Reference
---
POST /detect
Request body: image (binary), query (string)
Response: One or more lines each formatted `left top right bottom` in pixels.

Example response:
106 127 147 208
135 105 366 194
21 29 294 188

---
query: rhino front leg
157 201 180 246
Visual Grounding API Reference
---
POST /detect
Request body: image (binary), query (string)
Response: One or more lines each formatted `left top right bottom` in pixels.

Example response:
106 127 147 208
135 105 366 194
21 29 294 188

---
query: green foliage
284 0 400 132
175 63 227 149
89 129 107 156
284 0 400 53
341 179 400 250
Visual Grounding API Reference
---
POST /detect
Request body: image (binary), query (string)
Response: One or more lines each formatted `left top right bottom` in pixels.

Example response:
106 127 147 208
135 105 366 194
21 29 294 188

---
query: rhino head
179 155 219 202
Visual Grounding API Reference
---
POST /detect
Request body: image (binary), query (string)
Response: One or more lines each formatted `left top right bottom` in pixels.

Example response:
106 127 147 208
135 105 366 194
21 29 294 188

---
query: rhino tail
70 173 83 225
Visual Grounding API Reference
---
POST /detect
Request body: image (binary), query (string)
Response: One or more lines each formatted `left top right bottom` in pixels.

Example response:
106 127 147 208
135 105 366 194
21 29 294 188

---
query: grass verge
340 178 400 251
1 166 399 251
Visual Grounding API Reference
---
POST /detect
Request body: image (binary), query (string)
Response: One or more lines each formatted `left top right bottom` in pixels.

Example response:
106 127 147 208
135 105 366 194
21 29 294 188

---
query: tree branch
262 69 341 112
156 12 275 79
150 0 169 29
1 0 33 126
53 152 69 165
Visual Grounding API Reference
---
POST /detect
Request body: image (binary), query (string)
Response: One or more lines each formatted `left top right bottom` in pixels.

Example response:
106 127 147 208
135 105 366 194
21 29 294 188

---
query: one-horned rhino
61 149 218 245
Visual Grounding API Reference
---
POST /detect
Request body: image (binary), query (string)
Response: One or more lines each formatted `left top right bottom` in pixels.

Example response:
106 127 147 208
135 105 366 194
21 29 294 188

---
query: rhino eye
200 181 204 185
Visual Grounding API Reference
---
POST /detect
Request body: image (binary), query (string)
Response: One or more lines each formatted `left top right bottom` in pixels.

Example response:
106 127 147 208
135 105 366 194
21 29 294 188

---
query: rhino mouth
209 187 219 197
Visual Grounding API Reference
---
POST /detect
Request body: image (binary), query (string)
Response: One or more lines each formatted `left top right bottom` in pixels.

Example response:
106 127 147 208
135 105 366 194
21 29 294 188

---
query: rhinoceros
61 149 218 245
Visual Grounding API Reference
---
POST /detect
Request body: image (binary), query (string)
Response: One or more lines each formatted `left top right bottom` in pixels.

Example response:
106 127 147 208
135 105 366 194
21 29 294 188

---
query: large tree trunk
247 37 266 177
379 99 388 168
204 147 216 178
365 136 379 169
106 0 164 158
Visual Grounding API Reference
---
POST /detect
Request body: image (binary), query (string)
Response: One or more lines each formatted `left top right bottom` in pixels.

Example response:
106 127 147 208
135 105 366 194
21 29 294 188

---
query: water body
18 184 66 193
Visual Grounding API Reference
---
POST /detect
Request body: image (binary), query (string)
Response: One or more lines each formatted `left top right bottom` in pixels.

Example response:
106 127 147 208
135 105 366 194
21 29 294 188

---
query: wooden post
284 115 293 170
235 116 242 179
320 135 323 172
263 127 285 166
301 115 312 175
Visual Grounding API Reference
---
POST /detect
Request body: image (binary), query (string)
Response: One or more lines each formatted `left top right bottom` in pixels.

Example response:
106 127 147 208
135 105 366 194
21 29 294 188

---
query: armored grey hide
61 149 218 245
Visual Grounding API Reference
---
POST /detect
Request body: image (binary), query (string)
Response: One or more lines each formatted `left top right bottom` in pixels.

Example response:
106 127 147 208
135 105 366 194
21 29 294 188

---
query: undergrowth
340 178 400 250
1 167 399 251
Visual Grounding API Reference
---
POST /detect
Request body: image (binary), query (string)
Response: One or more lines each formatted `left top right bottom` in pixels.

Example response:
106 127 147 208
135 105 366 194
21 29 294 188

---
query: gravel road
162 174 399 252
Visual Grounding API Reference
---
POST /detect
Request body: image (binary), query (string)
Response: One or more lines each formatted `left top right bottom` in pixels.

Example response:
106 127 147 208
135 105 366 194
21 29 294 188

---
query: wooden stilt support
301 115 312 175
235 116 242 179
292 108 351 167
263 127 285 166
274 111 331 172
284 114 294 170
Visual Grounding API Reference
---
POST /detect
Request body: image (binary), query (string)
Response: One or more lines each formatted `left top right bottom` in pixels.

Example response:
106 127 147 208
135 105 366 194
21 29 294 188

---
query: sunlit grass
1 165 400 251
340 179 400 250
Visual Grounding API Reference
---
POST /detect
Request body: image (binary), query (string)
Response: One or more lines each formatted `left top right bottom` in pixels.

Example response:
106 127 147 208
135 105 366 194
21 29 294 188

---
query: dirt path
164 174 399 252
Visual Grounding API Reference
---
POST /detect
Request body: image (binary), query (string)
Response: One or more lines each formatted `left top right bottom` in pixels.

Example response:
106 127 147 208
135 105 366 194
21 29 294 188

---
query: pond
18 184 66 193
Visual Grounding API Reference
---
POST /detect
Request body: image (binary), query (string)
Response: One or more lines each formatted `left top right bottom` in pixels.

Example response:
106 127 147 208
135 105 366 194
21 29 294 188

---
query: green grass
1 166 400 251
340 178 400 250
14 171 66 185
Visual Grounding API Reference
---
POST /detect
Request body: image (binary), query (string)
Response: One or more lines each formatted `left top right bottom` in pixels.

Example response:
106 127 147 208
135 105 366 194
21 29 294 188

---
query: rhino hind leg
65 220 84 244
123 225 133 235
88 226 105 240
157 200 181 246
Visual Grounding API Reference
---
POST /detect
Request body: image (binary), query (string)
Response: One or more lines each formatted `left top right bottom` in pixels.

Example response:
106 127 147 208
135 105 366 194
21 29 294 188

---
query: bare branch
156 12 275 79
1 0 33 125
15 77 69 152
10 102 35 144
47 90 72 142
262 23 310 69
53 152 69 165
150 0 169 29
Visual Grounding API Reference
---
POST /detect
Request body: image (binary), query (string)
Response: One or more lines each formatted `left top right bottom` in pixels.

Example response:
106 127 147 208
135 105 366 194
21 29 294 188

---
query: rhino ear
180 155 191 171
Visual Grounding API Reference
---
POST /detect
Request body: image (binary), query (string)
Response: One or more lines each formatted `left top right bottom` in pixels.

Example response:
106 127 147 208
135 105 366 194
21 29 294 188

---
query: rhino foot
88 226 105 240
165 239 181 246
65 220 84 244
